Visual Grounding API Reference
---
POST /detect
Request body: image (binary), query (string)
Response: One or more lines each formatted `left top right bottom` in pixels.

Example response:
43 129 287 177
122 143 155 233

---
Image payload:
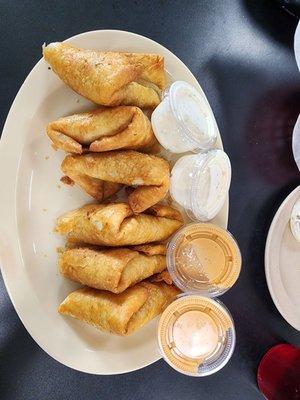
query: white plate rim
0 29 229 374
265 185 300 332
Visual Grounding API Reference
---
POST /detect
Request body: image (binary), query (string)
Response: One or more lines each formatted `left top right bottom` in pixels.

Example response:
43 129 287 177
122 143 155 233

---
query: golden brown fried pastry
149 270 173 285
61 151 170 213
47 106 156 154
131 243 166 256
60 172 122 202
55 203 183 246
59 244 166 293
58 281 179 335
43 42 166 108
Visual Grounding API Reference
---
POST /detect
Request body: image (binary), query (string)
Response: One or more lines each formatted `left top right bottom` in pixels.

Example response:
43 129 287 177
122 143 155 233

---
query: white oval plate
265 186 300 331
0 30 228 375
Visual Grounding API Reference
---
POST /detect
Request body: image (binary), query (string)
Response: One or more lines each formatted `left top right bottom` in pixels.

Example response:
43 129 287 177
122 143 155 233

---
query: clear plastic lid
166 223 242 297
170 150 231 222
157 294 236 376
166 81 217 151
191 150 231 221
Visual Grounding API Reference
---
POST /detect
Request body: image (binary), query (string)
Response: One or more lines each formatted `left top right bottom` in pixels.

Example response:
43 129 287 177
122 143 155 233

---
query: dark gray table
1 1 300 399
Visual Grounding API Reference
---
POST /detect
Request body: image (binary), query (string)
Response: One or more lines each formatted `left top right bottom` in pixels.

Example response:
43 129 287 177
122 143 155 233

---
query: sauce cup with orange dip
157 223 242 376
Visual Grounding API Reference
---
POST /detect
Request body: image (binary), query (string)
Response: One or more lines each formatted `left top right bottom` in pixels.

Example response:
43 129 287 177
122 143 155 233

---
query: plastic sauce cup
158 294 236 376
170 150 231 222
151 81 217 153
166 223 241 297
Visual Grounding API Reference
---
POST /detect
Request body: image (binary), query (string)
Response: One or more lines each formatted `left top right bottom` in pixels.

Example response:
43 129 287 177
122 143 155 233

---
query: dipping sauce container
157 294 236 376
170 150 231 222
151 81 217 153
166 223 241 297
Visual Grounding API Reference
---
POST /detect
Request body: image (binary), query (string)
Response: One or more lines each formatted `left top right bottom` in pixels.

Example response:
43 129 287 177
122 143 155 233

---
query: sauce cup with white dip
151 81 217 153
170 149 231 222
157 294 236 376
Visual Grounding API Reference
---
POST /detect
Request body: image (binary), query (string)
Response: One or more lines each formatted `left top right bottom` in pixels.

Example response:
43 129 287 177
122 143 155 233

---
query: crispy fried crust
55 203 183 246
43 43 166 108
149 270 173 285
47 106 156 153
130 243 167 256
61 151 170 212
58 282 179 335
59 244 166 293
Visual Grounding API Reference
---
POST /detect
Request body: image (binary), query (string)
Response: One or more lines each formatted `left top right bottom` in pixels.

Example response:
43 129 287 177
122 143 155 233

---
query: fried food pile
44 43 182 335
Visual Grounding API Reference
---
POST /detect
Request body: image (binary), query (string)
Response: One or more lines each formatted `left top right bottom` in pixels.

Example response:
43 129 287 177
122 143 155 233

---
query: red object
257 344 300 400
